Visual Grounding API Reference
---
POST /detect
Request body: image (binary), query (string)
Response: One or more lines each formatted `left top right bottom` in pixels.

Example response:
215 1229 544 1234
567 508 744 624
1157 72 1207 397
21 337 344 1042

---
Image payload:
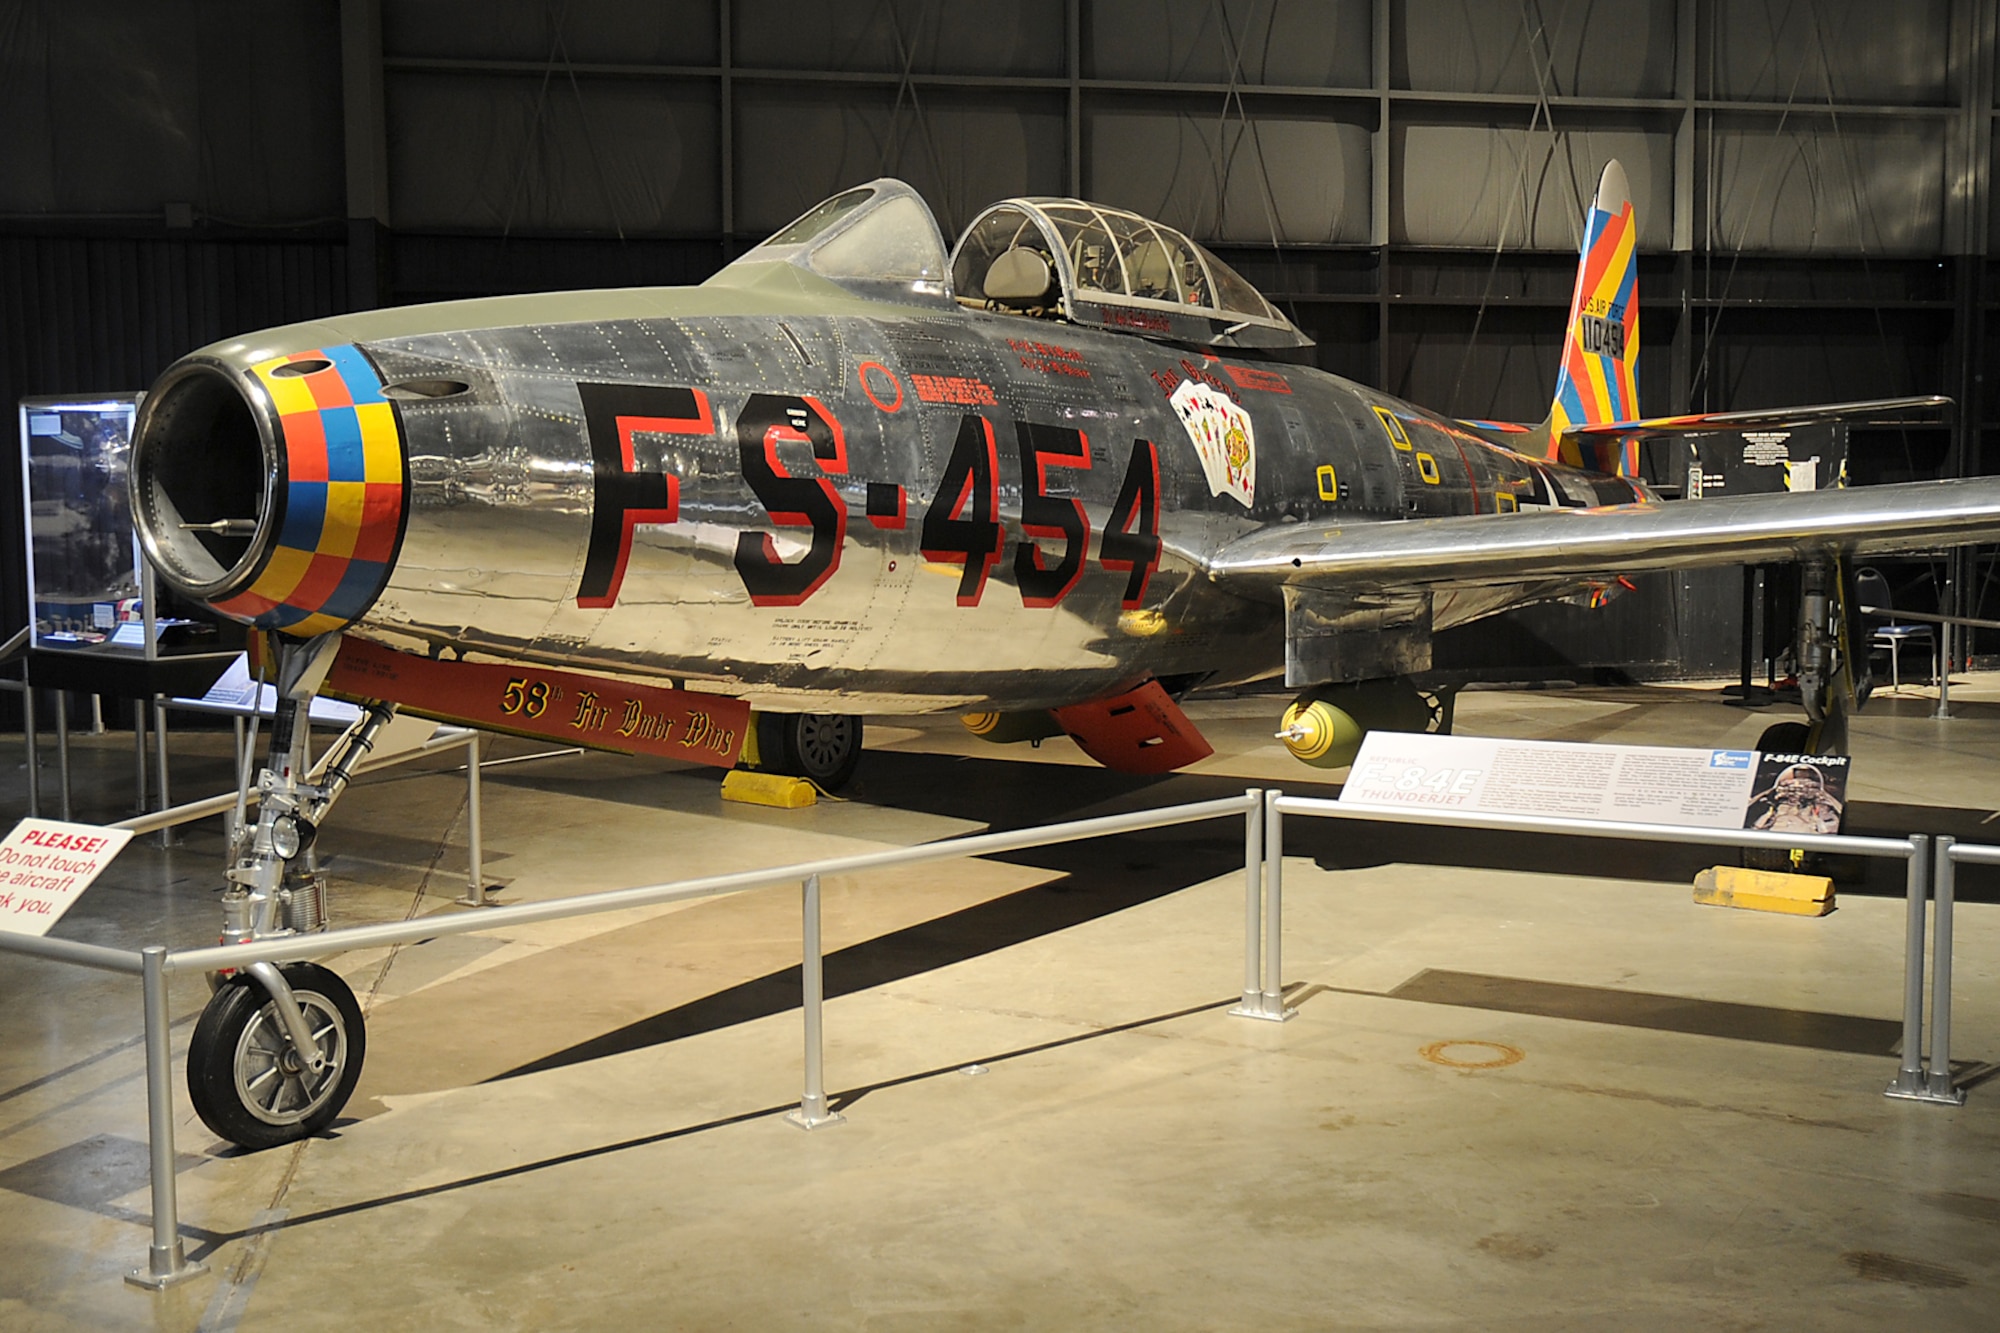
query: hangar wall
2 0 1996 678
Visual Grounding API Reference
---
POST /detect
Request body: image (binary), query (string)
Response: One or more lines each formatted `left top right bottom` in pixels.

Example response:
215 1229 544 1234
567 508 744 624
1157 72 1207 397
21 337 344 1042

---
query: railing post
1229 789 1265 1019
786 873 843 1130
457 731 488 907
125 946 207 1290
132 698 146 816
1926 837 1967 1104
54 687 71 822
151 697 174 849
1933 620 1953 720
24 684 40 817
1245 789 1296 1022
1887 834 1934 1101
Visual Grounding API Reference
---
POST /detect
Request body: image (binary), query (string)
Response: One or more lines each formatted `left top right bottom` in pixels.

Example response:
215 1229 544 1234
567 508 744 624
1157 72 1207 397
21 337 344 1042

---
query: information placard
0 820 134 936
1339 731 1847 833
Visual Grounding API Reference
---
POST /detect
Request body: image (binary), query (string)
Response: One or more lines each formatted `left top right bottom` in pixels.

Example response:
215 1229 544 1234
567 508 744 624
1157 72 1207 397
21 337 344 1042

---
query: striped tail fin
1548 160 1640 477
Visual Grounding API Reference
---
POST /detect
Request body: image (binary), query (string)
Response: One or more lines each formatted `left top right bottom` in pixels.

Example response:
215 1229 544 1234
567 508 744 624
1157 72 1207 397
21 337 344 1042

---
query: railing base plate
1228 1003 1297 1024
785 1109 846 1132
1885 1072 1966 1106
125 1250 206 1291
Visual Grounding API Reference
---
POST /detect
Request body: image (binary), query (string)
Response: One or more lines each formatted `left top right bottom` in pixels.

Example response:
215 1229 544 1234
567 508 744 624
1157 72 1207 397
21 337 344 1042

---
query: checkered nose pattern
211 346 408 636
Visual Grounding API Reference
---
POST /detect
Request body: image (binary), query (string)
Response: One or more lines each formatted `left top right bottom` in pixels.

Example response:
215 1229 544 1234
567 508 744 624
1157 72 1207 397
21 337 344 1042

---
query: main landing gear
1744 556 1867 873
186 634 390 1150
750 711 865 790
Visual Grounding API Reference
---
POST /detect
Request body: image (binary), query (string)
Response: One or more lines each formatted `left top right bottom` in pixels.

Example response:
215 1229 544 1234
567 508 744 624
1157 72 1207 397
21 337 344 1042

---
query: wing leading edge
1205 477 2000 594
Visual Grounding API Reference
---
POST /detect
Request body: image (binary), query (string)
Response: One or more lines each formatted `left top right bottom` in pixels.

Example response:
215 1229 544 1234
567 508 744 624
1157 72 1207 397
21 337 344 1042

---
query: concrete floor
3 676 1999 1329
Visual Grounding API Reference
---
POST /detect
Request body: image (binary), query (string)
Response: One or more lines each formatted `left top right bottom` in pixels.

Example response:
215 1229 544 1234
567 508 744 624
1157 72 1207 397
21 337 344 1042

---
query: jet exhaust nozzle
132 344 409 637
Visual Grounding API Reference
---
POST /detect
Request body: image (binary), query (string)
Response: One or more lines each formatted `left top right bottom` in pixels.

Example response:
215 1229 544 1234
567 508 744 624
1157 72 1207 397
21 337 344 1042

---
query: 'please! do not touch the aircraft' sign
0 819 134 936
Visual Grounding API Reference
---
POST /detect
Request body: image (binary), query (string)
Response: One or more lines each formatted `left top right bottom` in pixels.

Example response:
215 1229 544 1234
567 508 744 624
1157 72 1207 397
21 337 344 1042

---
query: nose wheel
187 962 366 1151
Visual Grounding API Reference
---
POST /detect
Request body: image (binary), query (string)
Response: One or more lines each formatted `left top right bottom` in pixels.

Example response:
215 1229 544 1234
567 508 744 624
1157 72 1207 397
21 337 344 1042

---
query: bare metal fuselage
136 271 1637 714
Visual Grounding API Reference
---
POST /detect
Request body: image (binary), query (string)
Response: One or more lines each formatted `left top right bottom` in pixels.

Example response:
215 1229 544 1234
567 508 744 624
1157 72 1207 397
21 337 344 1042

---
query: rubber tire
1755 721 1812 755
758 712 864 790
187 961 366 1152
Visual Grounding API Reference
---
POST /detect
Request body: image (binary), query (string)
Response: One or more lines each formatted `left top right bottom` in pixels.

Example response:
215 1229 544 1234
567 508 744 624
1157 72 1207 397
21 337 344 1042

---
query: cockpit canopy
714 179 1310 350
950 198 1310 350
718 178 956 308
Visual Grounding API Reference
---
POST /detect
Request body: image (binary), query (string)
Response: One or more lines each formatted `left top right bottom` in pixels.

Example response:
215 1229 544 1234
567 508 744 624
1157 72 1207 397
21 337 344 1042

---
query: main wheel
187 961 366 1151
757 712 864 790
1755 721 1812 755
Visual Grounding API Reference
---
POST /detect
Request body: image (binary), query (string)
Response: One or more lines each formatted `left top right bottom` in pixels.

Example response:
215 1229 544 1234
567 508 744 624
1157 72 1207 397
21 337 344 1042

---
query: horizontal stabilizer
1564 394 1950 440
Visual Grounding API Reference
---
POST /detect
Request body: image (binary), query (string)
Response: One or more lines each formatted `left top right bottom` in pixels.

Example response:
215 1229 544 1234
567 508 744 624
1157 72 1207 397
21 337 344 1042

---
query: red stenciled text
911 374 997 406
1007 338 1090 379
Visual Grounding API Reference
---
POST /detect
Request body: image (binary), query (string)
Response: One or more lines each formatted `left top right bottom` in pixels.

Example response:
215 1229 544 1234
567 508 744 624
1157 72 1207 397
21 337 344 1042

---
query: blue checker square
325 345 387 405
323 559 387 621
322 407 366 480
276 482 328 552
267 603 322 630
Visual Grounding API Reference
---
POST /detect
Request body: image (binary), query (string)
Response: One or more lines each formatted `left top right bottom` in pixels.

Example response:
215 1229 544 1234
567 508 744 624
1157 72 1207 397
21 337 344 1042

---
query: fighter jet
126 162 2000 1147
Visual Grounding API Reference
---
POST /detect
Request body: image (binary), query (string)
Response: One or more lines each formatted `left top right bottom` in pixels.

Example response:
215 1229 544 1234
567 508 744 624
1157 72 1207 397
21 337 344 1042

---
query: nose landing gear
184 635 389 1150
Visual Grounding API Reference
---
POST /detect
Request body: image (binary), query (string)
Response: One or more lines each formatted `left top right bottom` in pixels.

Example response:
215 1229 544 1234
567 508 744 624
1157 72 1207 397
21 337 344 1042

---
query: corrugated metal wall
4 0 1998 679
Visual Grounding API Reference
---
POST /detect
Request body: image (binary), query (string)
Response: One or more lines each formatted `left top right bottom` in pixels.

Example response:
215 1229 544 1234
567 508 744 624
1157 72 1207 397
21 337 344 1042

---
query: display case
19 395 148 650
14 395 238 821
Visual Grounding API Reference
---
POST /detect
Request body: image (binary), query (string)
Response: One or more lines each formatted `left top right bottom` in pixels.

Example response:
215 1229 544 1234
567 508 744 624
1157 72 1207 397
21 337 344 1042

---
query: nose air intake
132 345 409 637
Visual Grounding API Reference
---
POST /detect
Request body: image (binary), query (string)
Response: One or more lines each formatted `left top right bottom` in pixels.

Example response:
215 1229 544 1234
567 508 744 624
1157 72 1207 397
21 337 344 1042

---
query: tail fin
1547 160 1640 477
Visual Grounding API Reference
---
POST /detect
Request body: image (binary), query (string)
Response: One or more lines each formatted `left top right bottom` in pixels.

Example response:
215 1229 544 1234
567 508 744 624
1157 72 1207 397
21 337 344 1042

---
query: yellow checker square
254 544 316 603
257 368 319 418
1416 452 1441 484
318 482 368 558
1316 464 1339 501
353 403 402 477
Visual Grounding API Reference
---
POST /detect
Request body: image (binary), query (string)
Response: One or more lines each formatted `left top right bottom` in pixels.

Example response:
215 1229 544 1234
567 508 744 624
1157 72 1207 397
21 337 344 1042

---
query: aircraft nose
131 344 408 636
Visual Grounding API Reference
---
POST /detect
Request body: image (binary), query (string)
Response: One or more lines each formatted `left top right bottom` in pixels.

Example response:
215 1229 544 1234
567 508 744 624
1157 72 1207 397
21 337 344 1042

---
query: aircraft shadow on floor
491 748 1994 1082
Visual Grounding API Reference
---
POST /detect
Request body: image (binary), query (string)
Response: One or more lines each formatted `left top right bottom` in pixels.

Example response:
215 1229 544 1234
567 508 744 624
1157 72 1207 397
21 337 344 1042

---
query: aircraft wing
1204 477 2000 593
1560 394 1950 440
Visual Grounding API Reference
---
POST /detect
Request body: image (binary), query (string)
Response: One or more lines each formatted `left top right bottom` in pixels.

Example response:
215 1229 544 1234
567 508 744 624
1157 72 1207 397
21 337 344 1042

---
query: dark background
6 0 1998 699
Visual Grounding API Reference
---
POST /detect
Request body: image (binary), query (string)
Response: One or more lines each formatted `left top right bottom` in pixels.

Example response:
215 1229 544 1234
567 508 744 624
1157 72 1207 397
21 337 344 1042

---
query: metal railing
0 780 1984 1290
0 788 1260 1288
1251 791 1967 1108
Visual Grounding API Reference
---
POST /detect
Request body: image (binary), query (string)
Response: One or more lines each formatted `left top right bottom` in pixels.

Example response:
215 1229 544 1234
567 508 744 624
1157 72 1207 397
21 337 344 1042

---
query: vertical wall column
340 0 390 311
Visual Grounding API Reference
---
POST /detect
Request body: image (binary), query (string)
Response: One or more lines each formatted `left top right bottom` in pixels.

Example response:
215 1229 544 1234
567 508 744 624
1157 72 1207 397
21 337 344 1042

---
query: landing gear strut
1745 557 1864 873
1792 555 1864 756
186 635 390 1150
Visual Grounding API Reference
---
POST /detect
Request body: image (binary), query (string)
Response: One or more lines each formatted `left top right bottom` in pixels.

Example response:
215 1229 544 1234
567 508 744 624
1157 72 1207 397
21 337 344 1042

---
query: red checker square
349 484 404 562
283 410 330 481
305 365 354 410
286 553 352 613
215 589 280 618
